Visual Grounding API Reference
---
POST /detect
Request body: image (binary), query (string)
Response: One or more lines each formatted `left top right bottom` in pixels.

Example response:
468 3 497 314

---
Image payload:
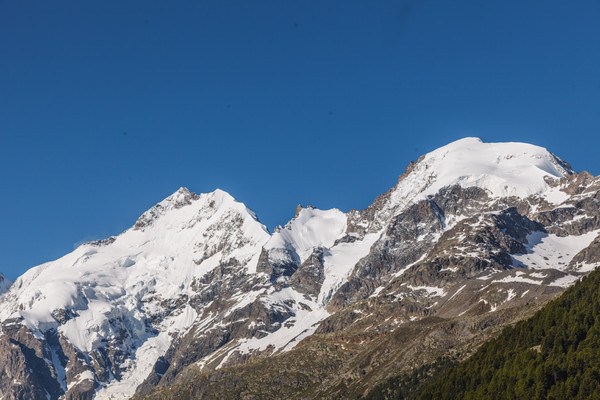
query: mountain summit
1 138 599 400
395 137 572 199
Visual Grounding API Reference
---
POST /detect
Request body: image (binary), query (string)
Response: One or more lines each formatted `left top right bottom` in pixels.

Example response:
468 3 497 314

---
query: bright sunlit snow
512 230 600 271
265 207 347 263
0 188 271 398
385 138 572 218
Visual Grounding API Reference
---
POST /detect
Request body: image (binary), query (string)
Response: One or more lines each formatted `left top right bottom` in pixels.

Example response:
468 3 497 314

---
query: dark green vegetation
369 268 600 400
365 357 457 400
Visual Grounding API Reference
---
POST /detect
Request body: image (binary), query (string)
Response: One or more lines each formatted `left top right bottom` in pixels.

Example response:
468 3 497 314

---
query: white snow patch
370 286 385 298
218 288 329 366
94 332 172 399
476 270 501 281
505 288 517 302
529 272 547 279
318 231 382 306
512 230 599 271
265 208 347 264
48 346 67 392
480 298 497 312
67 370 95 390
492 275 543 285
392 253 429 278
550 275 581 288
543 187 570 205
446 284 467 301
576 263 598 273
405 285 446 297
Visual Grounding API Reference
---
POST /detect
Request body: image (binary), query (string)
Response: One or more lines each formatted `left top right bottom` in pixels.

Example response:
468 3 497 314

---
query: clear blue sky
1 1 600 280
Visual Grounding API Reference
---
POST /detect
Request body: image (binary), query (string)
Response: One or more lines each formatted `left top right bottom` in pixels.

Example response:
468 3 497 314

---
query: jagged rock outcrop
288 248 326 298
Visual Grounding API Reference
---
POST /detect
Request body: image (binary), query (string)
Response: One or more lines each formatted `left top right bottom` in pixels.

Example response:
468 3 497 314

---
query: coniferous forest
367 267 600 400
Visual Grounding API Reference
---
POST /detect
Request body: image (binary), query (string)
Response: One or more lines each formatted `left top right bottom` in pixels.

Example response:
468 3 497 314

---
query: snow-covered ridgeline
0 189 269 342
382 137 572 221
263 207 346 265
0 188 272 398
0 187 376 398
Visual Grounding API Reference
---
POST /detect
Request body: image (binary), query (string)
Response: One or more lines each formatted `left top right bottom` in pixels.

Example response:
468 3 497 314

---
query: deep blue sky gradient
2 1 600 280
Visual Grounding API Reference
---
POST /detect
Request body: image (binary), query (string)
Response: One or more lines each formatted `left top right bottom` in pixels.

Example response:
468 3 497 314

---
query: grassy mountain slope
368 267 600 400
139 297 548 399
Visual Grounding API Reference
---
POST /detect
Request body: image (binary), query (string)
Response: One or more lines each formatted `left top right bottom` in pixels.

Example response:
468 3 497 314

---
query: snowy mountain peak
425 137 571 174
385 138 573 214
0 185 270 357
162 186 199 208
132 187 258 233
133 187 198 230
265 207 347 264
422 137 573 190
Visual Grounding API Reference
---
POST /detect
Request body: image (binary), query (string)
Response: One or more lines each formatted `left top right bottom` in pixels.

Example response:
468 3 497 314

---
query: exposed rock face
256 247 299 283
135 269 290 397
133 187 200 231
329 198 445 311
329 186 509 311
346 159 419 236
569 233 600 270
0 323 63 400
1 138 600 400
289 248 326 298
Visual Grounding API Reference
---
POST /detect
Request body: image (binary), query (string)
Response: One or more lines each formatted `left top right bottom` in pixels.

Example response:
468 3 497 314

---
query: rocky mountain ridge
1 137 599 399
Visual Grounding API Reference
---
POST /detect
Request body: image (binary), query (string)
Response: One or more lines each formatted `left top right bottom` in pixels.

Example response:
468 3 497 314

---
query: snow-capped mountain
1 138 599 400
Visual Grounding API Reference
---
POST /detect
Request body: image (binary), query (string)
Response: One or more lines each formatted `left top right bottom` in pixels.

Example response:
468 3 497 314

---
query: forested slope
368 267 600 399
